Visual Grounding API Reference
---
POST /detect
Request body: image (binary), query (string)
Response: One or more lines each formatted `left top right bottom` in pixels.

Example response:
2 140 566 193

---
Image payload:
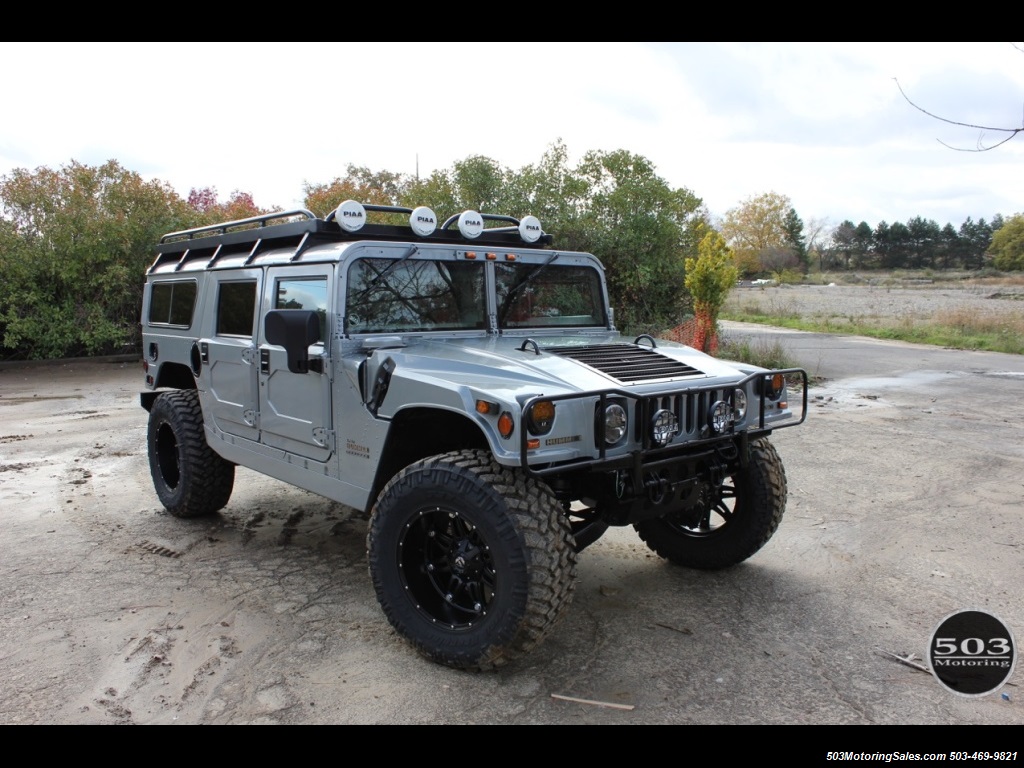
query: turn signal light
498 412 515 439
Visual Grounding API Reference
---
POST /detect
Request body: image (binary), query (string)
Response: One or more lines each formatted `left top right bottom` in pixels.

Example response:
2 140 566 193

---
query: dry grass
722 274 1024 355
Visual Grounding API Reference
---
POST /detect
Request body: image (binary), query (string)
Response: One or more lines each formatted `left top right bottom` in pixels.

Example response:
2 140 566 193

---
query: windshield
496 263 606 330
346 258 486 333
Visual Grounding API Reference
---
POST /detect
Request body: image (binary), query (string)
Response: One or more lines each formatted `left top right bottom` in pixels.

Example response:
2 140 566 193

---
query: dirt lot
2 290 1024 724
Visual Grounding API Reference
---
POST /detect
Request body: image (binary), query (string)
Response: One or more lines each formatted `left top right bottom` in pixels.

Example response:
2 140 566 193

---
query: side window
216 281 258 337
276 278 328 342
149 281 197 327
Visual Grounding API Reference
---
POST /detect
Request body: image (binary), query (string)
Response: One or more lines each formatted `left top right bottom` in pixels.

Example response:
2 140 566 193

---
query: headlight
708 400 732 434
603 402 628 445
650 409 678 447
733 388 747 422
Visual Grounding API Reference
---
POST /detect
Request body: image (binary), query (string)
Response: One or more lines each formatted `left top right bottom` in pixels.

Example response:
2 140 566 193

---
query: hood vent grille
546 343 704 383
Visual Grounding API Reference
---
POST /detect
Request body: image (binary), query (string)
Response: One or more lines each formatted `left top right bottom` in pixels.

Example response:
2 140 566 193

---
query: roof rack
149 201 553 274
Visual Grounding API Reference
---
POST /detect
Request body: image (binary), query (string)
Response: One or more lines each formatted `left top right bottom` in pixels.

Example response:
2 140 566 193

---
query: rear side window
149 281 197 327
217 281 258 337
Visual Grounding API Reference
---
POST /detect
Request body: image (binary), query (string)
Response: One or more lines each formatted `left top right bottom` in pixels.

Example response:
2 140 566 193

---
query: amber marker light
762 373 785 399
476 399 498 415
464 251 477 260
526 400 555 435
505 253 517 261
498 412 515 439
527 439 540 450
486 252 497 260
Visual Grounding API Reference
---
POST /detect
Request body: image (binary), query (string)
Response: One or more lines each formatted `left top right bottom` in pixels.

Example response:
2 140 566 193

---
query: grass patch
717 335 800 371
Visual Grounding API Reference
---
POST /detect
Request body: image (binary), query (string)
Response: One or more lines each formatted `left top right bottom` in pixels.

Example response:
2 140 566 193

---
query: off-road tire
634 438 787 569
367 449 577 671
147 390 235 518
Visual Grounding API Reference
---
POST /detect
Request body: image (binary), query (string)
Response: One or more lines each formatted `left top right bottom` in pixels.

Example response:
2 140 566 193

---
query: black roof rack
149 204 553 274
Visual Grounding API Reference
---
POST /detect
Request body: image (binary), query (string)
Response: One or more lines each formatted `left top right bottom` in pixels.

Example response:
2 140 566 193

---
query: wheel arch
141 363 198 411
368 407 489 513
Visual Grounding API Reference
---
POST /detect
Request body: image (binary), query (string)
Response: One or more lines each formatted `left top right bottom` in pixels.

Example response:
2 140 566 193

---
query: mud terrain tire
367 449 577 671
634 438 787 569
147 390 235 518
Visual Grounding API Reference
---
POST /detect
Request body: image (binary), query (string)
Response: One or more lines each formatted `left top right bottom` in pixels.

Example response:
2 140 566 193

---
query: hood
368 332 749 399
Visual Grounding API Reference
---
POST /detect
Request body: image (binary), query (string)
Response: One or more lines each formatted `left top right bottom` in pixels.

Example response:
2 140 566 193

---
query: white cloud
2 42 1021 229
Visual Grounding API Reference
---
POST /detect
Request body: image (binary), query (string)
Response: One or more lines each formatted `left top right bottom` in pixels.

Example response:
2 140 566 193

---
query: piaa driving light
650 409 678 447
708 400 732 434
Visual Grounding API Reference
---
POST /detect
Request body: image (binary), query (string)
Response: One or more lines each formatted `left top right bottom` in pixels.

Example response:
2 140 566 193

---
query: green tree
303 164 411 218
782 207 808 272
575 149 705 331
720 191 792 276
960 217 995 269
906 216 941 269
988 213 1024 270
938 222 962 269
685 227 738 353
502 139 590 251
830 220 857 269
0 160 189 359
852 221 875 268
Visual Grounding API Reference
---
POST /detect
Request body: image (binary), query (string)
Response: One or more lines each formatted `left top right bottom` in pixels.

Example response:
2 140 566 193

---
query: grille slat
546 343 704 383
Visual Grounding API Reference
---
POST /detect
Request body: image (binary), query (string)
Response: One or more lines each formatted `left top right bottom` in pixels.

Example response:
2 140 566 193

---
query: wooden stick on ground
550 693 636 711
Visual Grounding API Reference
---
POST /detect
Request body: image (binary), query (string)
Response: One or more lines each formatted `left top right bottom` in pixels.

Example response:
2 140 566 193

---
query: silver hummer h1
140 201 807 670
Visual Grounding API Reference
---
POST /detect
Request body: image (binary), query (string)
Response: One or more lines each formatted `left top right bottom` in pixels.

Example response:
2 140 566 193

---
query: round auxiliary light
604 403 628 445
708 400 732 435
409 206 437 237
650 409 678 447
526 400 555 435
334 199 367 233
458 210 484 240
733 388 747 422
519 215 542 243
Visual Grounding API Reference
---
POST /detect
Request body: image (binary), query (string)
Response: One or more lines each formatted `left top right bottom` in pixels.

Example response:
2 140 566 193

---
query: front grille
641 389 728 440
546 343 704 383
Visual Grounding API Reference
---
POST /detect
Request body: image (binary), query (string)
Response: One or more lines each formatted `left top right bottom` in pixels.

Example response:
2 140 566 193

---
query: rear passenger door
203 271 262 442
257 268 334 462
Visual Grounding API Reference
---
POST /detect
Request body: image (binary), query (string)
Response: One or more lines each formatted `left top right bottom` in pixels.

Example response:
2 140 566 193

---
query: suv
140 202 806 670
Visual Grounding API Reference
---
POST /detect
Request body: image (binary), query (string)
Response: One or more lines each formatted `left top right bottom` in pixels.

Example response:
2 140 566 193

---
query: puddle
832 370 962 391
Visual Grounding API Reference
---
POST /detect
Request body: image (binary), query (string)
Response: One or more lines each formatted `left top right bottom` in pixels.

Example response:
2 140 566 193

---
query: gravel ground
725 282 1024 327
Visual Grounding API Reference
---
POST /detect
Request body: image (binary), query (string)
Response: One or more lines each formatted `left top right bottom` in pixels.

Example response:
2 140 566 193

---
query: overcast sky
2 42 1021 232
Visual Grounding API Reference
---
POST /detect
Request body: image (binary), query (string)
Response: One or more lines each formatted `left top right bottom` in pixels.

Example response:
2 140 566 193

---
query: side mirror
265 310 320 374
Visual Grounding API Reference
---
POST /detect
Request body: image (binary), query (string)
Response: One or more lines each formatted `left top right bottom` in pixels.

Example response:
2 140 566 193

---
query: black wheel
634 438 787 569
147 390 235 518
367 449 577 671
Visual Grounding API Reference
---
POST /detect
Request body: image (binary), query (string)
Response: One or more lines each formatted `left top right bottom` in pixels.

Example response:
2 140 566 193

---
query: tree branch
894 78 1024 152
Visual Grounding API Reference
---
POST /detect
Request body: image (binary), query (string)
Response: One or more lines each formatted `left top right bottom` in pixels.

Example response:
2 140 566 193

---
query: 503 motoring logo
928 609 1017 697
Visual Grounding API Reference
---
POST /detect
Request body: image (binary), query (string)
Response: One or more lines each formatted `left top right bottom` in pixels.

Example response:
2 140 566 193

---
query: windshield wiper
498 252 559 326
349 245 420 307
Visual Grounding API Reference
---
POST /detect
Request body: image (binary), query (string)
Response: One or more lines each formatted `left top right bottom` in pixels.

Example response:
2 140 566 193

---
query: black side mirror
265 310 320 374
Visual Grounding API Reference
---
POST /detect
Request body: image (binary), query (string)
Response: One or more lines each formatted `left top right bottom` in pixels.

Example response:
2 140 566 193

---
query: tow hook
644 471 670 504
